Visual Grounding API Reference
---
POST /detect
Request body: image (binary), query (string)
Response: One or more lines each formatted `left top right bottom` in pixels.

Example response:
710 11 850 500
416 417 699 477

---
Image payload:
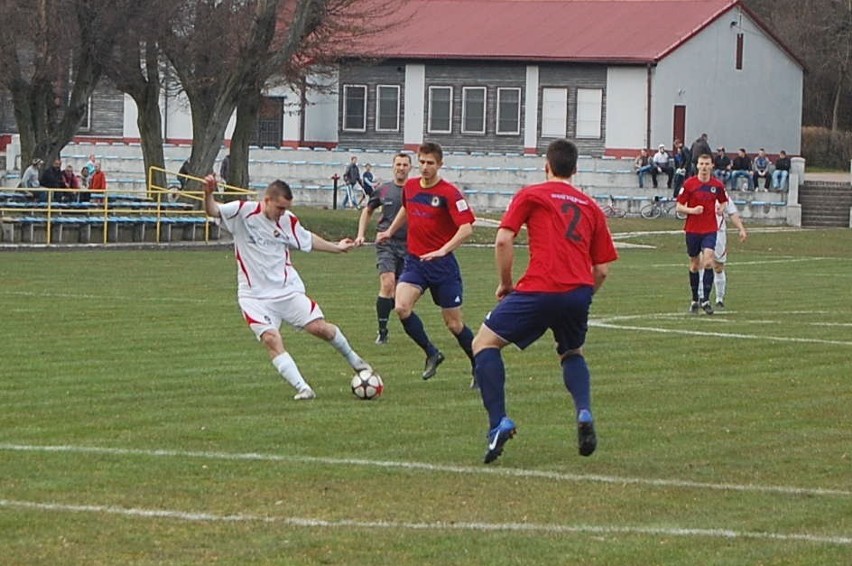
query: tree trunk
229 87 262 190
135 90 166 194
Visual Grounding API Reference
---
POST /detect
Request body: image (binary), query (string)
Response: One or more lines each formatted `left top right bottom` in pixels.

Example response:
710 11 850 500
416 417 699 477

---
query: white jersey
219 200 314 299
716 199 739 232
714 199 739 262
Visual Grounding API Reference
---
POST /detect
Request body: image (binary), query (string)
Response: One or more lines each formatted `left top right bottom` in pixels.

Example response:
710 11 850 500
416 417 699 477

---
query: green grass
1 214 851 565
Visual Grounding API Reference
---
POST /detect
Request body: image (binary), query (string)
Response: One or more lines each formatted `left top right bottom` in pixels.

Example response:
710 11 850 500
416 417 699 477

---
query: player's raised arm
203 174 221 218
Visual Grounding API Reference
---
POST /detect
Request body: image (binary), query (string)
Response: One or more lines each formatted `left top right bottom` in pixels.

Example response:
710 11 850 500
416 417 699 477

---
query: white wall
403 64 425 147
605 67 648 149
653 7 803 154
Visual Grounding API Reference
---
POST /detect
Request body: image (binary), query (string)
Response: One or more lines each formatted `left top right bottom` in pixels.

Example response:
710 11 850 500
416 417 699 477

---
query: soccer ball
350 369 384 400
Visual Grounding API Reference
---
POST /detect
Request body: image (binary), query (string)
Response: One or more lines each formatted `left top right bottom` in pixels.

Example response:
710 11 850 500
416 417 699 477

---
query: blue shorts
483 287 594 356
398 253 464 309
685 232 717 258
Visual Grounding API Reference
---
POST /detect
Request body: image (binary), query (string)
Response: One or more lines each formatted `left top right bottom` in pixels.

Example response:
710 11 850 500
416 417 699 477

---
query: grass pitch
1 212 850 565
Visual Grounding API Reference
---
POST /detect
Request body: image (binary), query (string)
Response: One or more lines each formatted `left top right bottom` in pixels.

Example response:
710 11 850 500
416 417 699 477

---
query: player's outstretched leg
272 352 315 401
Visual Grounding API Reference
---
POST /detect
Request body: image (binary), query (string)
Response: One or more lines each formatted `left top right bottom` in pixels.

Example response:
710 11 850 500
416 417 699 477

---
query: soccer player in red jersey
676 153 730 315
471 139 618 464
376 142 476 383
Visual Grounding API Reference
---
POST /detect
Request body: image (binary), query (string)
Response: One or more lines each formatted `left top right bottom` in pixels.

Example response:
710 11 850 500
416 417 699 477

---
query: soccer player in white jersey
203 175 372 400
700 198 748 308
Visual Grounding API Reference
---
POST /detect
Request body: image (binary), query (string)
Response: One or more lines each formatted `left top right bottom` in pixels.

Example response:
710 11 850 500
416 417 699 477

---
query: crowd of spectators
18 154 105 203
635 136 792 194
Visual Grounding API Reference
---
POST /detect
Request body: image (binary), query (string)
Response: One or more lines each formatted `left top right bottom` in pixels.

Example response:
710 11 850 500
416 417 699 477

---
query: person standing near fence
342 156 362 209
472 138 618 464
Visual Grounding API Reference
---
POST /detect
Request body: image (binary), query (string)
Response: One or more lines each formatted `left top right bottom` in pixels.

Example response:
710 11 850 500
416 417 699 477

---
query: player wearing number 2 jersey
471 139 618 464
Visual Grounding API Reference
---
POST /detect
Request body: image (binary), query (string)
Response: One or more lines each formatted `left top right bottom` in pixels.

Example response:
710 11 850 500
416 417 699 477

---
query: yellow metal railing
0 167 254 245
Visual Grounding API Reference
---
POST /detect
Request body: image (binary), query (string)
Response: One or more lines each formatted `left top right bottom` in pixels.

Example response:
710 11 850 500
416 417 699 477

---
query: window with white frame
342 84 367 131
576 88 603 138
541 87 568 138
461 87 486 134
376 85 400 132
496 88 521 135
428 86 453 134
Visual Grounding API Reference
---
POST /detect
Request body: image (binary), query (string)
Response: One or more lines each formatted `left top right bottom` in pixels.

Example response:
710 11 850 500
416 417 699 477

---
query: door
673 105 686 144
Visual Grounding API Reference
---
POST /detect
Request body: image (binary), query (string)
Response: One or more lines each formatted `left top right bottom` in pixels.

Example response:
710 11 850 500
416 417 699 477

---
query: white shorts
714 230 728 264
238 294 325 340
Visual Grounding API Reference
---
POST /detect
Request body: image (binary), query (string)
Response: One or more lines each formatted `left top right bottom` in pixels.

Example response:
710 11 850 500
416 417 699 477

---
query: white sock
714 271 727 302
272 353 310 392
329 327 369 370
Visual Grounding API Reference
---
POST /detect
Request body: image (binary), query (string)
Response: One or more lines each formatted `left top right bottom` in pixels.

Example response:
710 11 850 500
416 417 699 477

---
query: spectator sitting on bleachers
633 148 653 188
672 139 691 197
20 158 42 200
752 148 771 191
730 148 753 191
713 147 732 187
772 150 791 191
651 144 673 189
62 164 81 203
39 158 64 203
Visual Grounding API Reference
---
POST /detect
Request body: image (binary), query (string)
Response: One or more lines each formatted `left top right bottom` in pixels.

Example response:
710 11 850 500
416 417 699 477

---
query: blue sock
401 312 437 356
702 269 714 302
689 270 700 301
454 325 475 368
474 348 506 429
562 353 592 419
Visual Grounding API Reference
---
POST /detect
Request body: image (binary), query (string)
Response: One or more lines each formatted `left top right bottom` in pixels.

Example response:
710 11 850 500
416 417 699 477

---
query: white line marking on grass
651 257 833 268
0 290 209 303
590 322 852 347
1 499 849 546
1 444 849 498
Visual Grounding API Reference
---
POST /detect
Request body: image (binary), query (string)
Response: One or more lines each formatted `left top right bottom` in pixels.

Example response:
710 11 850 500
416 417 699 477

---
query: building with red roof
324 0 803 156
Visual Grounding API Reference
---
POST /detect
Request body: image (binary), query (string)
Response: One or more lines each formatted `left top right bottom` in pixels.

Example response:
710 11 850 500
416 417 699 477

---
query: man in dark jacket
38 158 64 202
689 133 712 174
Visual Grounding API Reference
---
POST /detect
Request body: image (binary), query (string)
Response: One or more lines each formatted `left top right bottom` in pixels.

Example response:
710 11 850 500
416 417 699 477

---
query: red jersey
500 181 618 293
677 176 728 234
403 177 475 256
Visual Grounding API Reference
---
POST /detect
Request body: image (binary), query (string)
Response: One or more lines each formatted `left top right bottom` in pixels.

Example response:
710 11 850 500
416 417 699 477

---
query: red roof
355 0 800 66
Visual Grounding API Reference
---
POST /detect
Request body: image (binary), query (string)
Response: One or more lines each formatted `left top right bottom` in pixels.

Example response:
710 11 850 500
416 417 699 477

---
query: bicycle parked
640 195 684 219
599 195 627 218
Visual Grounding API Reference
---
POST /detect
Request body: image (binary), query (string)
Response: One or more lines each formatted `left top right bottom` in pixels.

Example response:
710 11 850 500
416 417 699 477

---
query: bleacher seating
2 142 794 230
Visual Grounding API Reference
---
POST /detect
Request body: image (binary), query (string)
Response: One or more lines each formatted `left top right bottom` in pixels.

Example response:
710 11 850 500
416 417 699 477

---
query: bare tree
0 0 118 166
746 0 852 131
161 0 398 189
100 0 182 191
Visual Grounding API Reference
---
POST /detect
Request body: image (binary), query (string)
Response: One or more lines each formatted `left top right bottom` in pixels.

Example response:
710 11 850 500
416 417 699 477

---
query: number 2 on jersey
561 202 582 242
